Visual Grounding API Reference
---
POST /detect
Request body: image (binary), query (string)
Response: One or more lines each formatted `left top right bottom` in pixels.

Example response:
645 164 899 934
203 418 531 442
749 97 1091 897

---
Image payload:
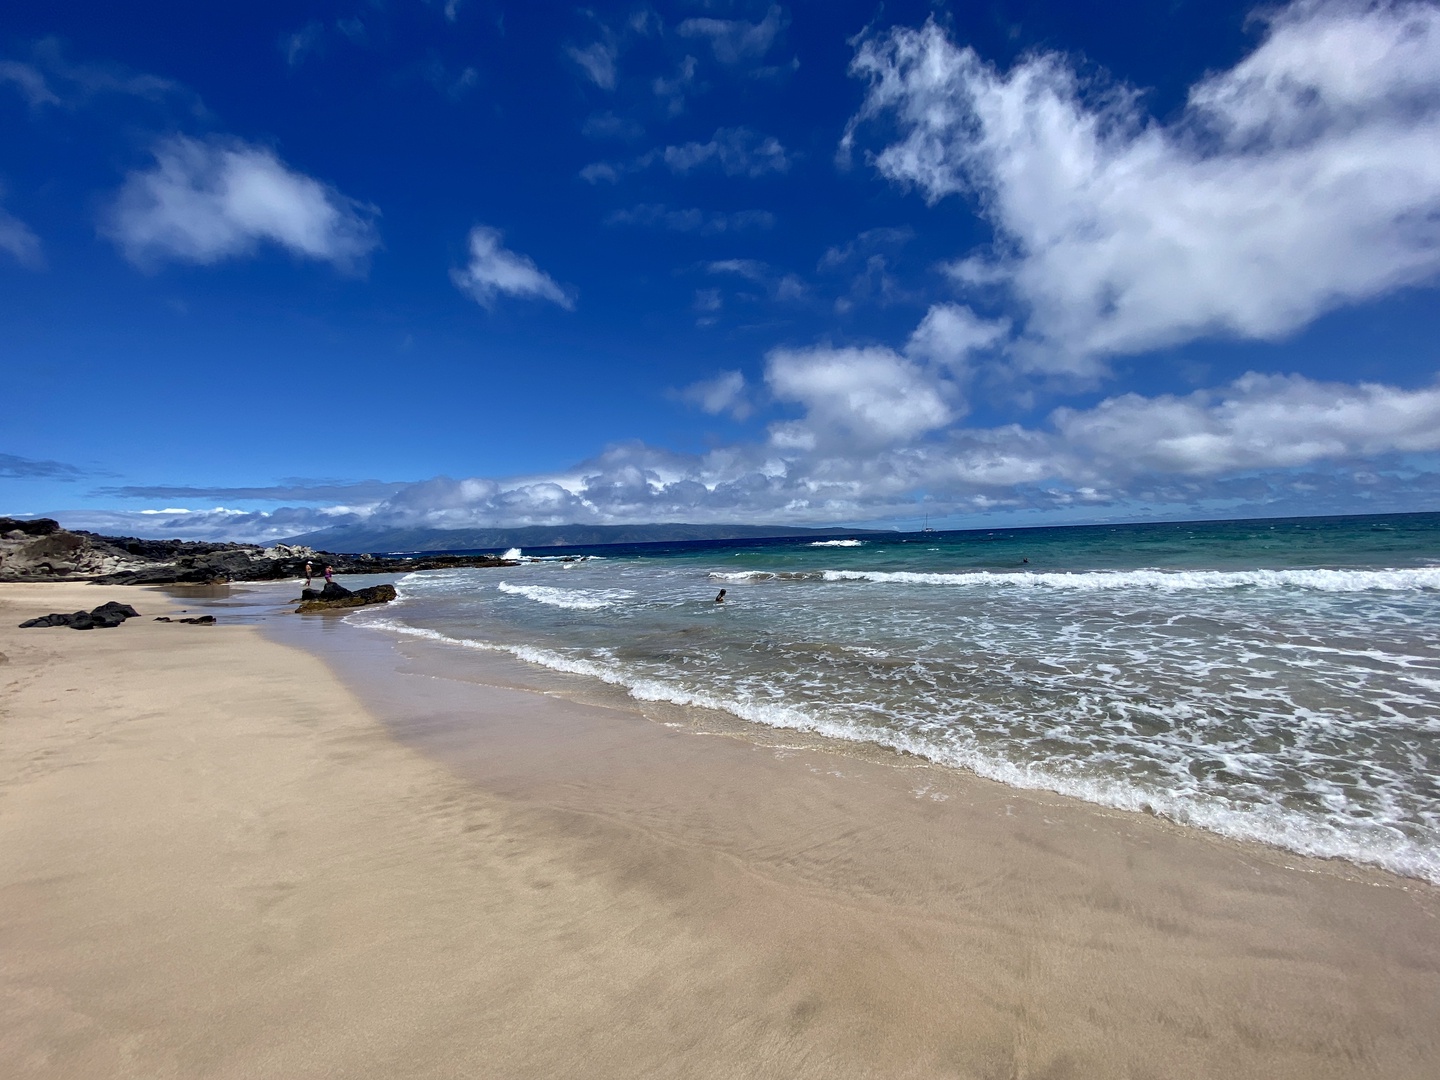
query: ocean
345 512 1440 885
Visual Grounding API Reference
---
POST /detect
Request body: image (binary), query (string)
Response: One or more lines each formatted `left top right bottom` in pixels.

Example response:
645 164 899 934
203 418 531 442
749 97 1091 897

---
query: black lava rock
18 601 142 630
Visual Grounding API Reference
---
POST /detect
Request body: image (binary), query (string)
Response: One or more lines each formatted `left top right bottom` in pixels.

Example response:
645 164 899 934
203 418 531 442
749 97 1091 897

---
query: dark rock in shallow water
295 583 396 613
19 601 141 630
155 615 216 625
300 582 353 601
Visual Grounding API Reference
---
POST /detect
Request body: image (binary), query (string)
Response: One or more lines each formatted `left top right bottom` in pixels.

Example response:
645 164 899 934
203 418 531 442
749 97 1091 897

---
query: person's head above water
715 589 726 602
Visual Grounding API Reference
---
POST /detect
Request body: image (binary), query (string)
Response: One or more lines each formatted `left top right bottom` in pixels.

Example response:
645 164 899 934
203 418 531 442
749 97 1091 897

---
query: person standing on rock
324 565 334 585
304 561 314 587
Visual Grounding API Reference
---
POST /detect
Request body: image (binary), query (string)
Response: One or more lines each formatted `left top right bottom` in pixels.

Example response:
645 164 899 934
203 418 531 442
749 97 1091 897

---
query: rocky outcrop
18 601 142 630
0 517 517 585
294 582 397 613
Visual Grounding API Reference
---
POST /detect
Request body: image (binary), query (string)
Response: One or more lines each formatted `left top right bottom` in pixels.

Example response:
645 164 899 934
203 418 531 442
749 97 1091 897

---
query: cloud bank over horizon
33 370 1440 542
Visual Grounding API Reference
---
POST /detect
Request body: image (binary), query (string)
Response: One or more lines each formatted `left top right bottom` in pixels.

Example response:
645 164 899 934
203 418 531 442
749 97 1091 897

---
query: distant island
279 522 890 554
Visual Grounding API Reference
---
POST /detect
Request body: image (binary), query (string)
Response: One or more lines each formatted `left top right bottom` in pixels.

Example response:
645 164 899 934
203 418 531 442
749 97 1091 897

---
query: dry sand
2 581 1437 1079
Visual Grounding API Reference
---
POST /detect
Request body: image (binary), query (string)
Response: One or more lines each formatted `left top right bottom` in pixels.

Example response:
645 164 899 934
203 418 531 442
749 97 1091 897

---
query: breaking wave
814 567 1440 592
358 614 1440 885
496 581 631 610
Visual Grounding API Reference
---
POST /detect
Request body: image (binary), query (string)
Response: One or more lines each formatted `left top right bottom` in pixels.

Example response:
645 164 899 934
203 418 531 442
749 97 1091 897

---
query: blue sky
3 0 1440 541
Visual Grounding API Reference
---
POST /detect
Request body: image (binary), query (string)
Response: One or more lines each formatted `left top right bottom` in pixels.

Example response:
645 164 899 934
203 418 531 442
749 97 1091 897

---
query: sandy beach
2 582 1438 1079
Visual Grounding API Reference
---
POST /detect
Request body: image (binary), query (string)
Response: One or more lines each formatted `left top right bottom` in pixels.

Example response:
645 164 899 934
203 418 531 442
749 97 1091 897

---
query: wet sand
2 581 1437 1078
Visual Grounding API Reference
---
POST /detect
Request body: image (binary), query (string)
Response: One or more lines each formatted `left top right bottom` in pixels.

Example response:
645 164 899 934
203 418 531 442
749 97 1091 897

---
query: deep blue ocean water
348 513 1440 883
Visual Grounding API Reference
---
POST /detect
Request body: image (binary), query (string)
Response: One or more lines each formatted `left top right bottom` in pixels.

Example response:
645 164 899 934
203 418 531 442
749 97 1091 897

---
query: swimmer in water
715 589 726 603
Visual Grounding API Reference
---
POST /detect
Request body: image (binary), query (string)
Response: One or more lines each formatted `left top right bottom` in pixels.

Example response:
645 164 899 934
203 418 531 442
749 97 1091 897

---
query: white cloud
678 5 788 65
706 258 808 303
817 225 913 271
707 258 770 282
582 111 644 141
60 372 1440 538
0 198 42 268
683 370 752 419
280 22 323 67
906 304 1010 374
845 0 1440 370
765 345 954 447
659 127 789 176
103 135 379 271
591 128 791 182
579 161 623 184
1 39 197 111
606 204 774 233
0 59 60 106
451 225 574 310
1052 372 1440 476
568 41 618 90
652 55 699 115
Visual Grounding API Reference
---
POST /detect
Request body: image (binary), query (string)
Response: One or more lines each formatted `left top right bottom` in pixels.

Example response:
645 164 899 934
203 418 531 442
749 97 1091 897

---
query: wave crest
820 567 1440 592
497 581 631 610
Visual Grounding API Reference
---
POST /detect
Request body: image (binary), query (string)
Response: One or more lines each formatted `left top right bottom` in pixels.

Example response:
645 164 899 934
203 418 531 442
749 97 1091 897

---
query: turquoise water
348 513 1440 883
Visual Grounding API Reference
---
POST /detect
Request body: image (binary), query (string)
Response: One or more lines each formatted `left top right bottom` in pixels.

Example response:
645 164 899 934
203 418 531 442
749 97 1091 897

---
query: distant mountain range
280 522 889 553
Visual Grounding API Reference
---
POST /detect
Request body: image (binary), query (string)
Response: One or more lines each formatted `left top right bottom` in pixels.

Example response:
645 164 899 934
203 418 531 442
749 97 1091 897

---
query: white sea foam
496 581 631 610
810 539 864 547
357 614 1440 885
501 547 523 561
708 570 816 583
818 567 1440 592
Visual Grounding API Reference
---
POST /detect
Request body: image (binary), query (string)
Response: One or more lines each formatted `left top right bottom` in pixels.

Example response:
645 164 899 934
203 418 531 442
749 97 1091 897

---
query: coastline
3 581 1438 1078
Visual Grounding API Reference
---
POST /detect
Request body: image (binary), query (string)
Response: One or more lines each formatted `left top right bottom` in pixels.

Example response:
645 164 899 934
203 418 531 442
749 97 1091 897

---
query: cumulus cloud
451 225 574 310
55 370 1440 540
314 373 1435 528
1052 372 1440 475
678 5 788 65
844 0 1440 370
103 135 380 271
46 505 364 544
766 345 954 447
906 304 1010 374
